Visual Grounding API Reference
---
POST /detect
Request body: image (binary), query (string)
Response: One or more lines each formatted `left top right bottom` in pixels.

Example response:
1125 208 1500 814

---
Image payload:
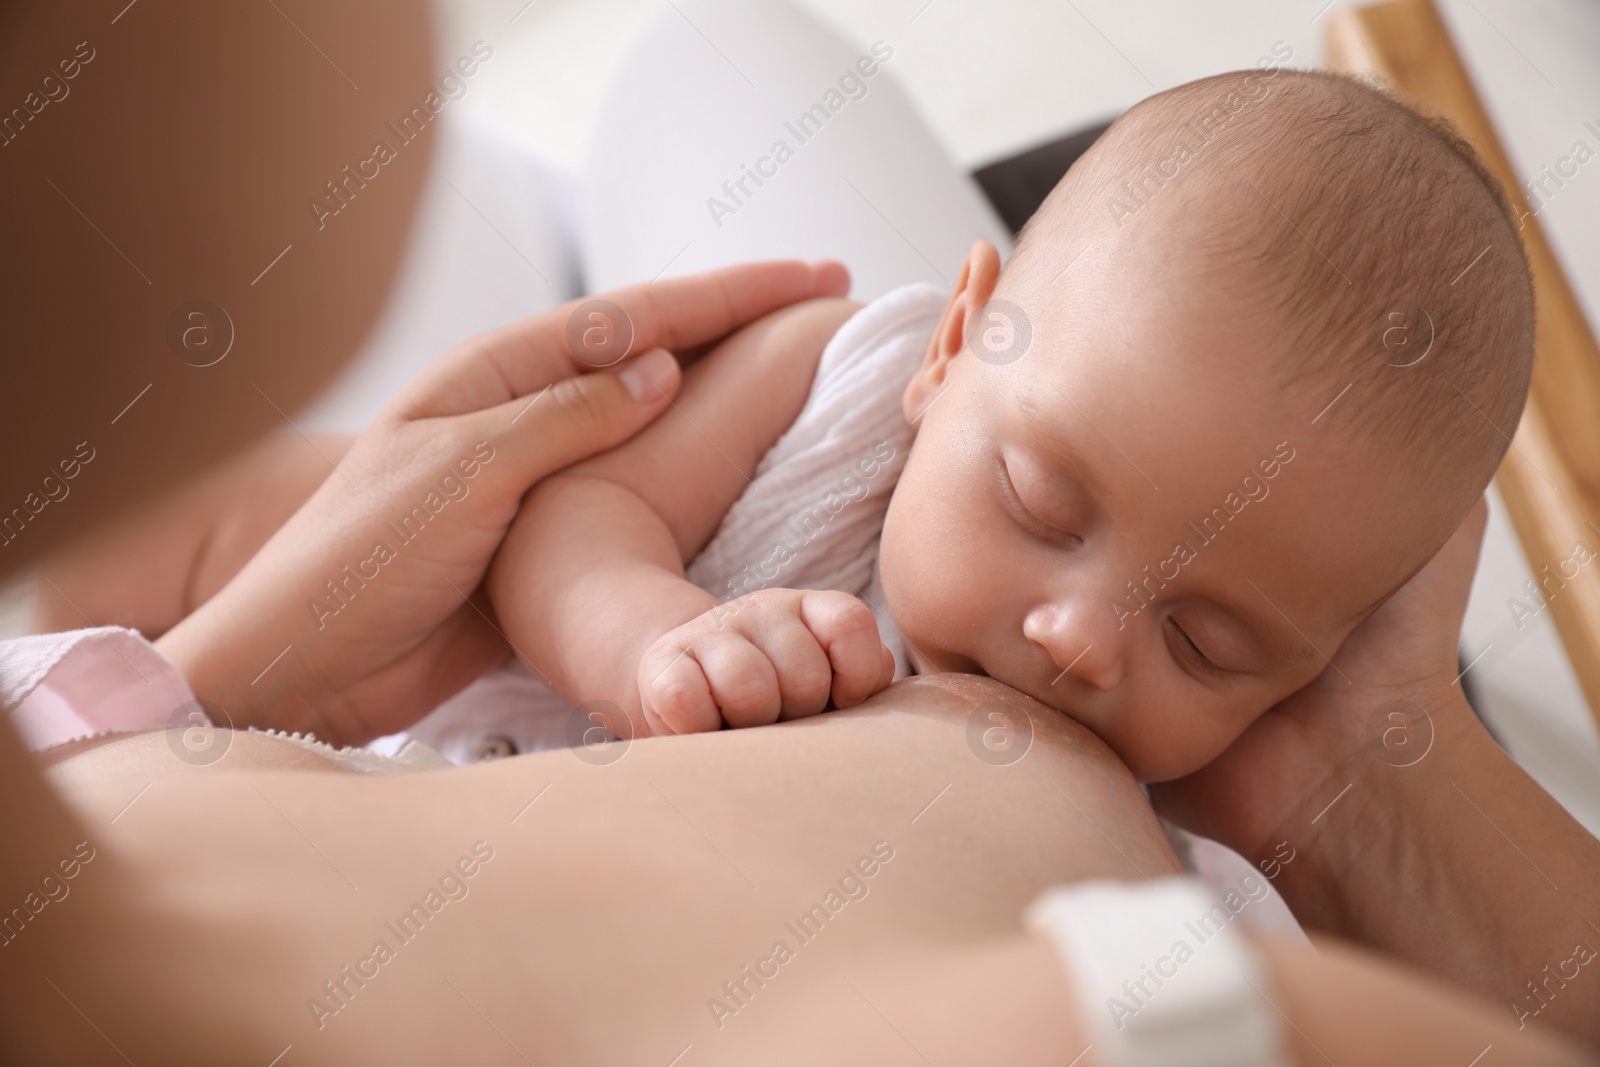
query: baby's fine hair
1012 68 1535 495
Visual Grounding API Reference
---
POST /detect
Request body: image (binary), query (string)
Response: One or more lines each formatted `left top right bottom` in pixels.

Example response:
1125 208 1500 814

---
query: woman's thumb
480 347 681 478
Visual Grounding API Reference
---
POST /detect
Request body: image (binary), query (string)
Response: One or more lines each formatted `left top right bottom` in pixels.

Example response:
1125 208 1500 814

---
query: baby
488 68 1534 782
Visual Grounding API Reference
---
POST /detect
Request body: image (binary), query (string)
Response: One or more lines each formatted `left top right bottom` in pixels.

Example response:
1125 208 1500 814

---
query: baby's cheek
1115 694 1260 783
880 494 1001 668
1145 673 1319 779
881 532 968 663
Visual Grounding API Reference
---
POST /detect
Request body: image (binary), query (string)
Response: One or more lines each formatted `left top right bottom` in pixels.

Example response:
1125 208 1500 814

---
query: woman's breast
407 673 1181 1062
31 673 1179 1065
39 727 379 797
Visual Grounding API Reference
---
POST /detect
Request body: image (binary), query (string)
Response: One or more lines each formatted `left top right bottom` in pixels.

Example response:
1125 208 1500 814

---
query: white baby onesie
379 282 946 765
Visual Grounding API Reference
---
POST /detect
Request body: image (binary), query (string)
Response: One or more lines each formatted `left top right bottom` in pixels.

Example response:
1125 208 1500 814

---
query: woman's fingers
811 259 851 299
467 347 683 486
628 259 849 356
393 259 849 420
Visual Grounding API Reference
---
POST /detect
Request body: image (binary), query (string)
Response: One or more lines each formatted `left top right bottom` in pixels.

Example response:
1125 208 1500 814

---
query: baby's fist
637 588 894 735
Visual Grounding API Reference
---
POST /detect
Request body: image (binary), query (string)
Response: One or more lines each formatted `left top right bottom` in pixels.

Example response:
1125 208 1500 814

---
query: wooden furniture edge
1326 0 1600 732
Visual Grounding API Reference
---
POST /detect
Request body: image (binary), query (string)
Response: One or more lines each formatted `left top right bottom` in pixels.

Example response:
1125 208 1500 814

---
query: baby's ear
902 240 1003 423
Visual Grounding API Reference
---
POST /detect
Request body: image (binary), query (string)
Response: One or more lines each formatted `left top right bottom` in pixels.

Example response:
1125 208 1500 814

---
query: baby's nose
1022 603 1121 691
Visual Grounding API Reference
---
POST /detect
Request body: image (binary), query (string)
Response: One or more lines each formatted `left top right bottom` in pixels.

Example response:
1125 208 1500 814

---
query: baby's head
879 69 1534 781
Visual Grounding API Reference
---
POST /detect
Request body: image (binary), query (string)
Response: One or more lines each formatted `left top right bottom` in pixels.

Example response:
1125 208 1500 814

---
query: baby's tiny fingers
758 614 834 720
877 644 897 692
799 591 889 709
639 644 719 735
695 630 783 729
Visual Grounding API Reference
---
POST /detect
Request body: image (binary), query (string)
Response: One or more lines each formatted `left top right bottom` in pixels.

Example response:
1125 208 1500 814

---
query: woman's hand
1156 500 1600 1047
1150 497 1488 864
156 260 849 746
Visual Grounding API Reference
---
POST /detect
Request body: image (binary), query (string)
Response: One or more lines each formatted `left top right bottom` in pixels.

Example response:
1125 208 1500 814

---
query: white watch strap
1025 878 1289 1067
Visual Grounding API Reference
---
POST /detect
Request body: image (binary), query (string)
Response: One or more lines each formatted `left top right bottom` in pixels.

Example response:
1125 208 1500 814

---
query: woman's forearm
34 433 351 638
1273 683 1600 1045
706 925 1589 1067
1256 933 1589 1066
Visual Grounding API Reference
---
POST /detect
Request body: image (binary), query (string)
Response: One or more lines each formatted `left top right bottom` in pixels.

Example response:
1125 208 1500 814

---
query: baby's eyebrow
1013 392 1112 500
1014 393 1059 448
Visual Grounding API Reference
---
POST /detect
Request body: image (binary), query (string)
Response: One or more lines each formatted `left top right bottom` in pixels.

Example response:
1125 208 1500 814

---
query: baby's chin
1117 749 1212 785
1109 730 1244 783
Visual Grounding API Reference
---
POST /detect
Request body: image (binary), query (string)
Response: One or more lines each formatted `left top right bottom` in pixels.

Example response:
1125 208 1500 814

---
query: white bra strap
1025 878 1291 1067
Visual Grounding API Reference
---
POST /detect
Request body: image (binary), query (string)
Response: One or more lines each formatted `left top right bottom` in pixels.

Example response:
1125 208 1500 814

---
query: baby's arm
489 296 894 735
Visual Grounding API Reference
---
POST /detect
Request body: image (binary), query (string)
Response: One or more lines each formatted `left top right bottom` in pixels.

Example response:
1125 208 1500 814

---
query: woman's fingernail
618 348 677 402
810 259 849 294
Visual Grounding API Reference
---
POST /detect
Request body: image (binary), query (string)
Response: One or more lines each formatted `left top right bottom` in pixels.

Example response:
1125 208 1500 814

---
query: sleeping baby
486 68 1534 782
